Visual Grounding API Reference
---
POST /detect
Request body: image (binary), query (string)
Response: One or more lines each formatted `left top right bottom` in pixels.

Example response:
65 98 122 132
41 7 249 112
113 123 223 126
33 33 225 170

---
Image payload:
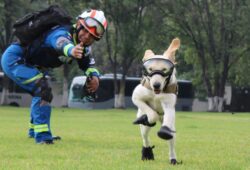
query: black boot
133 114 156 127
52 136 61 141
157 126 175 140
170 159 183 165
141 146 155 160
38 139 54 144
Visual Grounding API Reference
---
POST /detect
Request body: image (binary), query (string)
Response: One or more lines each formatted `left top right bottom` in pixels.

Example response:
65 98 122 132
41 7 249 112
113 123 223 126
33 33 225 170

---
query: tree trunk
217 97 224 112
114 93 125 109
207 97 214 111
208 96 224 112
61 65 69 107
61 77 68 107
0 76 9 105
114 78 125 109
0 0 13 105
0 87 8 105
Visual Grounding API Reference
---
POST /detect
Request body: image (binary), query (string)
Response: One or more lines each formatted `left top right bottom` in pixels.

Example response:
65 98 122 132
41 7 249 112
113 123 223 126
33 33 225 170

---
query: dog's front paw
157 126 175 140
170 159 183 165
141 146 155 160
133 114 156 127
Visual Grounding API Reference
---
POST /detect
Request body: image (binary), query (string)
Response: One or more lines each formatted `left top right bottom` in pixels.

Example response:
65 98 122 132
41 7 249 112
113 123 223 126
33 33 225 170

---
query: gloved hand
86 76 99 93
82 76 99 102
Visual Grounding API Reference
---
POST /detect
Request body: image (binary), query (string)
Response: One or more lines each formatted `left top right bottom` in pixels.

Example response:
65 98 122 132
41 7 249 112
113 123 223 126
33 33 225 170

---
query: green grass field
0 106 249 170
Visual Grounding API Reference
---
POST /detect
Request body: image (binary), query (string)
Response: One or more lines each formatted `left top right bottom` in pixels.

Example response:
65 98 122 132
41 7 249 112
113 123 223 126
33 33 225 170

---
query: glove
86 76 99 93
83 76 99 102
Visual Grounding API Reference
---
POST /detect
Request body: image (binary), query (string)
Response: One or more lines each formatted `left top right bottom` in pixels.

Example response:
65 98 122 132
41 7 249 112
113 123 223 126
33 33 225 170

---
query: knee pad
41 86 53 103
35 77 53 103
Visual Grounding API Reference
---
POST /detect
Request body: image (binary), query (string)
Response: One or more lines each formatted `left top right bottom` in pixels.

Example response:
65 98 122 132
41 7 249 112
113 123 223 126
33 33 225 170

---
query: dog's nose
153 82 161 89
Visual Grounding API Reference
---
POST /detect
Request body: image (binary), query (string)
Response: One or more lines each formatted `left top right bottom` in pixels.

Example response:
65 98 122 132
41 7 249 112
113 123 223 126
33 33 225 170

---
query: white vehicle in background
0 72 31 107
0 71 62 107
68 74 194 110
68 74 140 109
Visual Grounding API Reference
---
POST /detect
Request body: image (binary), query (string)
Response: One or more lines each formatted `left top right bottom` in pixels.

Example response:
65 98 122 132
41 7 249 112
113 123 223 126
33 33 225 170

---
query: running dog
132 38 181 165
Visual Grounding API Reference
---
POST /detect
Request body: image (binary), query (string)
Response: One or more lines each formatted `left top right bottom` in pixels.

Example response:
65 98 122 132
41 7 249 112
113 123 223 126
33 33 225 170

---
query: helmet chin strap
73 23 85 44
76 24 84 35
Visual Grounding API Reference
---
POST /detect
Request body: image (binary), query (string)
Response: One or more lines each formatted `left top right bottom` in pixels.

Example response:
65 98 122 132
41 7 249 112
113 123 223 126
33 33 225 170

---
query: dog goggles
142 58 174 77
79 17 105 39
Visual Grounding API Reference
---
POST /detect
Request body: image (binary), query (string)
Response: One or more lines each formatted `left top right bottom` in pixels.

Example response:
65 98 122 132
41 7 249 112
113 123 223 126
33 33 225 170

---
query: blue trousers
1 43 53 143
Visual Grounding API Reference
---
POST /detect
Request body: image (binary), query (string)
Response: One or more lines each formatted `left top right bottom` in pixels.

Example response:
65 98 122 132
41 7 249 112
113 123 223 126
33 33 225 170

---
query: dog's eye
162 68 168 73
149 68 153 72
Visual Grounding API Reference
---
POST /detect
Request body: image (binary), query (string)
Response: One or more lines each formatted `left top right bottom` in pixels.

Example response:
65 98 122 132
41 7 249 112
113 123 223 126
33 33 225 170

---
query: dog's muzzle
142 58 174 94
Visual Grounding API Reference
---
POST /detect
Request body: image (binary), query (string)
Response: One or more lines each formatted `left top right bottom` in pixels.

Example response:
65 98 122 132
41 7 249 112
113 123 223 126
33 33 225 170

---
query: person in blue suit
1 9 107 144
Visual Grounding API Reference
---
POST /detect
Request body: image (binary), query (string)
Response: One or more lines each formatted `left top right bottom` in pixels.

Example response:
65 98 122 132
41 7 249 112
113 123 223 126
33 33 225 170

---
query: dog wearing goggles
132 38 181 165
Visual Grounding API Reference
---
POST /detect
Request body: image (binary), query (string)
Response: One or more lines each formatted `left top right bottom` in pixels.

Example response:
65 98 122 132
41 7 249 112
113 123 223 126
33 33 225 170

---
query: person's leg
1 44 53 144
28 116 34 138
31 96 53 143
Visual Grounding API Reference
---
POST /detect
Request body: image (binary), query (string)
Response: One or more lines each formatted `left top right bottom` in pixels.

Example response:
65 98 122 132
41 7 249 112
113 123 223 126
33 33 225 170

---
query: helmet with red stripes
78 9 107 40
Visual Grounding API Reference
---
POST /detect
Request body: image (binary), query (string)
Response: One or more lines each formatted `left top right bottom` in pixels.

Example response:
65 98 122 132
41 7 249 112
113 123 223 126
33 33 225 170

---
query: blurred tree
2 0 249 111
0 0 24 105
227 0 250 87
155 0 250 112
87 0 156 108
0 0 88 106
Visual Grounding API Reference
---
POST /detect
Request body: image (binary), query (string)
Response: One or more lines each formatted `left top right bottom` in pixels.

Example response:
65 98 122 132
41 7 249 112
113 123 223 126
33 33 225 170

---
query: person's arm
76 47 100 93
47 28 100 92
47 27 85 59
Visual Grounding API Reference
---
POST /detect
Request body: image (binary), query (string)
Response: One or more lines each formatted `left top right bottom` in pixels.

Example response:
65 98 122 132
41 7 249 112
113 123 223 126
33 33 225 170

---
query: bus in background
224 86 250 112
0 72 62 107
68 75 140 109
0 72 32 106
68 74 194 110
176 79 194 111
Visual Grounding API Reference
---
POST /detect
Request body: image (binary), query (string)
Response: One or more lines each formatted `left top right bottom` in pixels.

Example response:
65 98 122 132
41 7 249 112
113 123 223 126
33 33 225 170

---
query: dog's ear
163 38 180 64
143 50 155 62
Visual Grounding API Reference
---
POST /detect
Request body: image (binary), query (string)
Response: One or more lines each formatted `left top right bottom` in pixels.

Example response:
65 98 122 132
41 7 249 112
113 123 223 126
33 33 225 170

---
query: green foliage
229 55 250 87
180 46 207 98
1 0 250 99
0 107 249 169
84 0 164 76
154 0 250 100
51 62 83 86
0 0 25 53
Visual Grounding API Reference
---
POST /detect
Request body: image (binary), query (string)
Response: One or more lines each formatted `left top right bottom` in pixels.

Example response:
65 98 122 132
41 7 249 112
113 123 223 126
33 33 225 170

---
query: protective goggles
142 58 174 77
79 17 104 39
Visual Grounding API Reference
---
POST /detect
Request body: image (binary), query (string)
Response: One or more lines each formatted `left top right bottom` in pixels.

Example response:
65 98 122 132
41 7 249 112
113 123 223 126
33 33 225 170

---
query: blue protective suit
1 25 99 143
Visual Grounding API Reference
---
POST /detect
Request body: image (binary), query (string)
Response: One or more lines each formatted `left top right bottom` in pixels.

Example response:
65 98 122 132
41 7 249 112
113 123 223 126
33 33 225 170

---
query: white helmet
78 9 107 40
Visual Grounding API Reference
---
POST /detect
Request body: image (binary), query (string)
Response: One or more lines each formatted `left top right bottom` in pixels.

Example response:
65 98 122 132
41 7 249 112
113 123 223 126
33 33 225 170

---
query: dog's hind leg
136 110 153 147
169 137 182 165
140 124 152 147
159 116 178 163
136 110 155 160
157 94 177 140
169 136 177 164
162 107 175 130
140 124 155 160
161 94 176 128
157 106 176 140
